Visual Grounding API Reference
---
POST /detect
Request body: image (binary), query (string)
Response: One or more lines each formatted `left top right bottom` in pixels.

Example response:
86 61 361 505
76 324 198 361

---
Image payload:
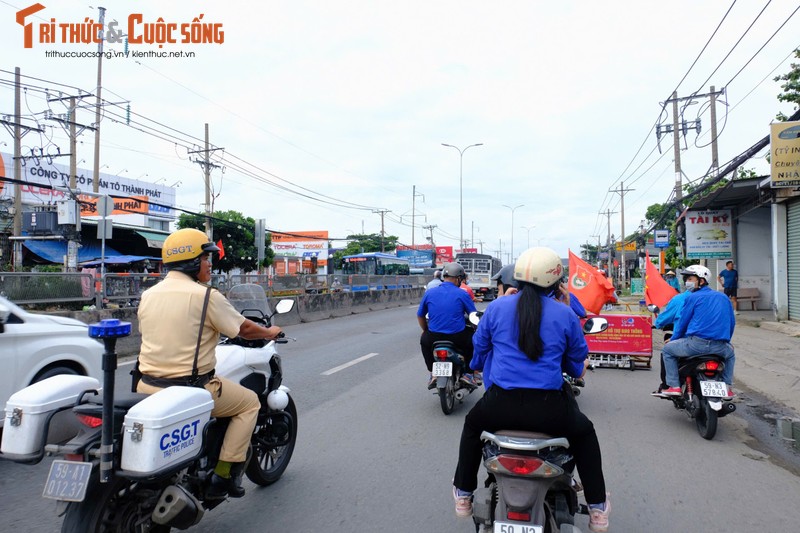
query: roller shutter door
788 199 800 320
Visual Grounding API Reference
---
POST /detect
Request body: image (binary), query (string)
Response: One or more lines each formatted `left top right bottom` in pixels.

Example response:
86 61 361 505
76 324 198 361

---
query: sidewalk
729 310 800 417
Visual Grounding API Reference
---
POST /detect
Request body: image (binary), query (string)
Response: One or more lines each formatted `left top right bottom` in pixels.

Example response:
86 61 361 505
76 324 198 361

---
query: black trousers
420 328 474 372
453 386 607 505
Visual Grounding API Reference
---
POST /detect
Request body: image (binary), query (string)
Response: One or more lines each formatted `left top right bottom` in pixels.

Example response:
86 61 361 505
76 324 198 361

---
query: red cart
582 314 653 370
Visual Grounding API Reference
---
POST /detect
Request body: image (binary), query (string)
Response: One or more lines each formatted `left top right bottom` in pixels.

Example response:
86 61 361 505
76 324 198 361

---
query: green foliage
331 233 398 269
176 210 273 273
775 49 800 121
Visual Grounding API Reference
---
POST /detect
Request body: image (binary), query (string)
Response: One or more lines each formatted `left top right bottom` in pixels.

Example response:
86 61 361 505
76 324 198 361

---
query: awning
80 255 161 267
23 240 121 263
135 230 169 249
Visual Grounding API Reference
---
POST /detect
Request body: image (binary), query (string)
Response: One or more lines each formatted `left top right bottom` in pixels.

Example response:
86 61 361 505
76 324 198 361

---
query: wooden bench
736 288 760 310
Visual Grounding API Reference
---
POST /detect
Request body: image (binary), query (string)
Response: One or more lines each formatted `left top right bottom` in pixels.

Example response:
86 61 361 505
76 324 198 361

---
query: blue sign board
654 229 670 248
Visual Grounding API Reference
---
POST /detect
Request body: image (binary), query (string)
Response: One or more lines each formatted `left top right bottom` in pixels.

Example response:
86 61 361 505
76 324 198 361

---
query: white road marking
321 352 379 376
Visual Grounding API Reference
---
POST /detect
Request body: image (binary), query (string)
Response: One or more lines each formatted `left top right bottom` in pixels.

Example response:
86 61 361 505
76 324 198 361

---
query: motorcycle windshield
226 283 273 317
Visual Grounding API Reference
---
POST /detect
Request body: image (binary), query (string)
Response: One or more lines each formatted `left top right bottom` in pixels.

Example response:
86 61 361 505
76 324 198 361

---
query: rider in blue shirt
451 247 610 532
660 264 736 398
417 262 477 389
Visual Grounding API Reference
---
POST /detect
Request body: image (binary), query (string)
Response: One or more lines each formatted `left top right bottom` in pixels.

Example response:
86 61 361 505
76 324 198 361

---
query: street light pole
503 204 524 261
521 225 536 249
442 142 483 251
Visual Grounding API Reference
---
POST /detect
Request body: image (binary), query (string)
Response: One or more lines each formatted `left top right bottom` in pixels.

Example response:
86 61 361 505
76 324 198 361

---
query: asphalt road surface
2 304 799 532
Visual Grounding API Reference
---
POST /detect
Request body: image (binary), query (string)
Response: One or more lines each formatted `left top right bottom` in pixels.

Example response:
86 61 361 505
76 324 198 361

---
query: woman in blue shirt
452 247 610 532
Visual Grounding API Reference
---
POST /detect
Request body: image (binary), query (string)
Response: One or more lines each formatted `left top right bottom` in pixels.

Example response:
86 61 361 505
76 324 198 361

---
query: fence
0 272 429 308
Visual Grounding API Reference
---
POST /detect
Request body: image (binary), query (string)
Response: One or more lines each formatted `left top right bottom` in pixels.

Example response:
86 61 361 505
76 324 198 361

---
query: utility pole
475 240 485 254
412 185 424 247
599 209 617 282
609 182 634 289
91 6 106 194
188 124 223 239
422 224 437 252
373 209 390 252
671 91 682 203
471 221 479 249
710 85 720 177
47 95 96 271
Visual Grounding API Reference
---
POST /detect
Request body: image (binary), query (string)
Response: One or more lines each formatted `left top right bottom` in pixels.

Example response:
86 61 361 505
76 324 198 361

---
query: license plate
494 522 543 533
42 460 93 502
700 381 727 398
432 362 452 377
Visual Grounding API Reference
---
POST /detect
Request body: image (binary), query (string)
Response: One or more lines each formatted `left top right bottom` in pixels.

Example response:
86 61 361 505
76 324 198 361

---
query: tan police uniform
137 271 260 463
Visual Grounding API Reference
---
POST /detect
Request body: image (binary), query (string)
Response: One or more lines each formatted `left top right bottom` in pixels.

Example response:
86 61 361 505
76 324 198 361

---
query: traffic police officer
137 228 282 498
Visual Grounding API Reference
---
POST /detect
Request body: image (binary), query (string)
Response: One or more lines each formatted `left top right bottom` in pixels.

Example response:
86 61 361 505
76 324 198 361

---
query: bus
455 253 503 300
341 252 411 290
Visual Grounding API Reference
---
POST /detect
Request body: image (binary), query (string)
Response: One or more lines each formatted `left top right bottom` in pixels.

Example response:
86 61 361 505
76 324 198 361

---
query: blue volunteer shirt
672 286 735 342
471 292 588 391
654 290 690 329
417 281 477 334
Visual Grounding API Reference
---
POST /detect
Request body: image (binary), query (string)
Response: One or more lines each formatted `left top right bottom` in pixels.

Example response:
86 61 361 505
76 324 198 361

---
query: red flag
568 250 616 315
216 239 225 260
644 254 677 308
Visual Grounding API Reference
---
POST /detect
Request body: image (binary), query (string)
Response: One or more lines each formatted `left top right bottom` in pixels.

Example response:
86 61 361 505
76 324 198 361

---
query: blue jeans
661 336 735 387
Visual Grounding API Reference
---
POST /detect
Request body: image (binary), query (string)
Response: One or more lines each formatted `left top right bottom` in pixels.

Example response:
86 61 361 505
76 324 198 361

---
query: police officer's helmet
514 247 564 288
162 228 219 275
491 264 519 289
442 262 466 280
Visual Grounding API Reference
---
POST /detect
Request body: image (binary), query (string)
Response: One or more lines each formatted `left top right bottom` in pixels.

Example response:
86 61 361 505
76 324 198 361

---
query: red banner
582 314 652 357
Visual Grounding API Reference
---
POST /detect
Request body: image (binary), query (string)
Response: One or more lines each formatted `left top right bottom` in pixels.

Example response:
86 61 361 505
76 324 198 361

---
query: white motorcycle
1 283 297 532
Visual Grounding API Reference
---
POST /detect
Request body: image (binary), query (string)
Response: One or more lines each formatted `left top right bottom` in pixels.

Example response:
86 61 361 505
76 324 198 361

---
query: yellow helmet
162 228 219 264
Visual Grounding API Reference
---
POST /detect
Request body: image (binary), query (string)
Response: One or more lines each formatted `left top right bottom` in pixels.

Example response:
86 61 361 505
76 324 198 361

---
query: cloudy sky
2 1 799 261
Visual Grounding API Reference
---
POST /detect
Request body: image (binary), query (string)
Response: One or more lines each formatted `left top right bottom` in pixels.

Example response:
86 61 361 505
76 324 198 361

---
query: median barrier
51 288 425 356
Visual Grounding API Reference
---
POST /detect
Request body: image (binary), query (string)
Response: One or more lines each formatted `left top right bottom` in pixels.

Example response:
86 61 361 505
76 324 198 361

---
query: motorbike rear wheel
439 377 456 415
695 397 718 440
61 472 169 533
246 396 298 486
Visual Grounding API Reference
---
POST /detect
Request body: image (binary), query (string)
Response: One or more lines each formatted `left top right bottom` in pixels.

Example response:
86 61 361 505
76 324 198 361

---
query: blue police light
88 318 132 338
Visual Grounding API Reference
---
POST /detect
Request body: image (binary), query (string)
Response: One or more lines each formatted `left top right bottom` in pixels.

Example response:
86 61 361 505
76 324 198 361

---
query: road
2 304 800 531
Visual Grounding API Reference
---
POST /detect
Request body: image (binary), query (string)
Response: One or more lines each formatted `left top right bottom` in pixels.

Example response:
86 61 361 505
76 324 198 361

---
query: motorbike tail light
64 454 84 462
698 360 722 377
434 349 449 360
497 455 544 475
76 414 102 428
507 511 531 521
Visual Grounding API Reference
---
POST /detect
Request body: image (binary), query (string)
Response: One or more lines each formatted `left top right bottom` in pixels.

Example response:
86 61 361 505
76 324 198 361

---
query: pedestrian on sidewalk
718 261 739 314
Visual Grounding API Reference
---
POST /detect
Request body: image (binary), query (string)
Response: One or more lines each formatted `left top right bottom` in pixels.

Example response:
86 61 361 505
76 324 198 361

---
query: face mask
685 281 696 291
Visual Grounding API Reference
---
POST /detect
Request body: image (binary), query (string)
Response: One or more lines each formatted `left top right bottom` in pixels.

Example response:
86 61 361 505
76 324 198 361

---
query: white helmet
680 264 711 284
514 247 564 288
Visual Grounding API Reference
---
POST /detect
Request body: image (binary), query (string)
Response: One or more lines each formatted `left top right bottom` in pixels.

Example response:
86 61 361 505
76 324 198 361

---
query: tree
775 48 800 121
331 233 398 269
176 210 274 273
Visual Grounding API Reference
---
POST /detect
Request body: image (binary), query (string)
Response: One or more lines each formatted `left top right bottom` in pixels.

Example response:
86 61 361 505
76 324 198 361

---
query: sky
1 0 799 262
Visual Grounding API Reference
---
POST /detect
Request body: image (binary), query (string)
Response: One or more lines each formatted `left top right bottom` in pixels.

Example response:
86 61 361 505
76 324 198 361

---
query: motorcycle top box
121 386 214 475
1 374 101 460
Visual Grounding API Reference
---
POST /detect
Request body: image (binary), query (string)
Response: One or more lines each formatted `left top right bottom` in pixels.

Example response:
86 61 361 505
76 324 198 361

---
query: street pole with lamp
521 225 536 249
441 142 483 252
503 204 524 261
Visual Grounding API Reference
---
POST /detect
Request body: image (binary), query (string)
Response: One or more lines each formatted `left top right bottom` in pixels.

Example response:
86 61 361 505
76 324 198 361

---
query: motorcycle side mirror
468 311 482 325
583 317 608 334
647 304 659 314
274 299 295 314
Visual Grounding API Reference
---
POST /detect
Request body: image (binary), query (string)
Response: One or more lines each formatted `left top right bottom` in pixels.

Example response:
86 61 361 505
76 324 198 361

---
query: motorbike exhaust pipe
717 402 737 418
455 389 466 402
152 484 204 529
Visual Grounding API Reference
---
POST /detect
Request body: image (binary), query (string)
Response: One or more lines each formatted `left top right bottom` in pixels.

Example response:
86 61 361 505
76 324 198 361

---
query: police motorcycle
1 283 297 532
471 316 608 533
648 304 735 440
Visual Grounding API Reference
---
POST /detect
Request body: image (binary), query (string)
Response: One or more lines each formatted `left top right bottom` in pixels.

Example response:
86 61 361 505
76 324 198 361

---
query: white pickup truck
0 296 103 427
